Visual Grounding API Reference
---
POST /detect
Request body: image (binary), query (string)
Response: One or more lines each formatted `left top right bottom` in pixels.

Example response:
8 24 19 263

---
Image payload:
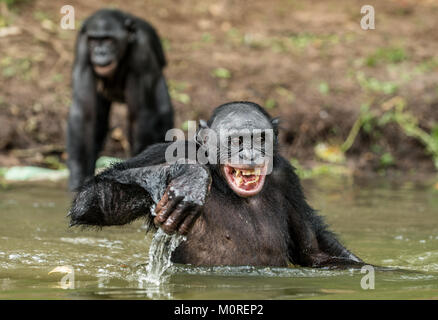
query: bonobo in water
67 9 173 191
69 101 363 268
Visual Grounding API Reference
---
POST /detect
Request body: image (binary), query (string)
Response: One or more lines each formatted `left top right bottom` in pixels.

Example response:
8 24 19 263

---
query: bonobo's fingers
161 202 194 235
153 175 208 235
154 191 169 215
309 252 365 269
178 208 201 235
154 192 183 226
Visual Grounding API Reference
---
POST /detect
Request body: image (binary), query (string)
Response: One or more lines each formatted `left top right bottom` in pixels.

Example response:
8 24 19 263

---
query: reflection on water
0 176 437 299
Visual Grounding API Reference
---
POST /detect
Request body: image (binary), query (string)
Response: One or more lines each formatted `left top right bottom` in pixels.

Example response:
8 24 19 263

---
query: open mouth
222 164 267 197
94 61 117 76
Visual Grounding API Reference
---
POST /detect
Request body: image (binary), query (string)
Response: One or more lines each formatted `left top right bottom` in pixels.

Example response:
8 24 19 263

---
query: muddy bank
1 0 438 173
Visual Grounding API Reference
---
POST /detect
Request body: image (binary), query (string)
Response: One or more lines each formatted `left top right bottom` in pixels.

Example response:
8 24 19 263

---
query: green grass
161 38 171 52
415 57 438 73
275 87 295 103
201 32 214 43
264 98 277 109
1 57 32 80
3 0 30 7
380 152 395 168
234 32 340 53
211 67 231 79
318 81 330 95
356 72 398 94
290 158 352 180
168 80 191 104
342 98 438 170
365 47 408 67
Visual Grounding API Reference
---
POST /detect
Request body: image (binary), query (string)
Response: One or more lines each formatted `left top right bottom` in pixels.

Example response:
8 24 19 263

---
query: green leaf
212 67 231 79
318 82 330 95
265 98 277 109
380 152 395 167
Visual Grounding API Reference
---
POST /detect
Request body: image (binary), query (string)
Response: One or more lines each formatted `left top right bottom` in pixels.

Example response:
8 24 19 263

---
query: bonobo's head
197 101 278 197
84 10 134 77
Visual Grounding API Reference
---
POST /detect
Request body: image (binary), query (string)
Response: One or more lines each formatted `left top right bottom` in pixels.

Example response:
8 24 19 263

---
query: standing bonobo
67 9 173 191
69 102 363 268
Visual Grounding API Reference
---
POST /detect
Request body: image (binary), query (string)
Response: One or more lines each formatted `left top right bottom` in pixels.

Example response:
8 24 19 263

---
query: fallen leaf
314 143 346 164
0 26 21 38
48 266 73 275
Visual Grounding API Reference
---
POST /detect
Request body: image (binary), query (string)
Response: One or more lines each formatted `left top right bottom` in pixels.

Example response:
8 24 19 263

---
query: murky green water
1 176 437 299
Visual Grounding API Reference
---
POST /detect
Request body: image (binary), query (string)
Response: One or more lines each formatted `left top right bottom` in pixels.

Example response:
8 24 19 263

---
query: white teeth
230 167 263 188
245 176 260 185
240 169 260 176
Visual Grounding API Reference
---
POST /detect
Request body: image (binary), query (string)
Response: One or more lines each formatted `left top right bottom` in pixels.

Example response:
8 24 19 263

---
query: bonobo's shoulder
128 14 167 68
108 142 171 171
109 140 198 171
130 15 159 33
273 154 295 173
271 155 301 183
132 142 175 166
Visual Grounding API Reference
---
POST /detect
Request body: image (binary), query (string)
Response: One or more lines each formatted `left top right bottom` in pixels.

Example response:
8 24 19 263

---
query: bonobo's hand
154 164 211 235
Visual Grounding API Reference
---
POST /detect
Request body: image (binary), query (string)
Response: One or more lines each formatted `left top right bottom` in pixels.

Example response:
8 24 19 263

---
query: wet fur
69 103 362 267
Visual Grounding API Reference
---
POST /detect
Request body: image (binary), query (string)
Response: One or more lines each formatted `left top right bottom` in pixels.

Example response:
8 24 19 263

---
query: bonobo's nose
240 149 254 161
239 149 264 166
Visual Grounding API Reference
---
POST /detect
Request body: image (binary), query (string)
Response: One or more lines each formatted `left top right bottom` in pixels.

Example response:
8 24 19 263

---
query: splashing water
143 229 186 285
136 197 186 285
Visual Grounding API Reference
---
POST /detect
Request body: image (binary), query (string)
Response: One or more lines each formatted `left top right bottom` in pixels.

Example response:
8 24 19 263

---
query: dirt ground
1 0 438 173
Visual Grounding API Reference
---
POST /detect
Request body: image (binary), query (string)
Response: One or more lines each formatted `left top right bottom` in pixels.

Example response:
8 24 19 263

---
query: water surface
0 176 437 299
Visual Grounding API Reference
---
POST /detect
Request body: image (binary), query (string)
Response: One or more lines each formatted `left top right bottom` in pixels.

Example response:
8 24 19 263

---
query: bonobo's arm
309 227 363 268
275 156 364 268
67 26 99 191
68 158 211 235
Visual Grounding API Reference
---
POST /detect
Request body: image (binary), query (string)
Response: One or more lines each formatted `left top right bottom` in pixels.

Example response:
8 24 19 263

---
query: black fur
67 9 173 191
69 102 363 268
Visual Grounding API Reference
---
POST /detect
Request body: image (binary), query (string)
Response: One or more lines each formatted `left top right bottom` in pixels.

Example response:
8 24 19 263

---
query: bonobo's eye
230 136 243 149
253 132 265 145
102 38 113 46
88 37 113 47
88 38 98 48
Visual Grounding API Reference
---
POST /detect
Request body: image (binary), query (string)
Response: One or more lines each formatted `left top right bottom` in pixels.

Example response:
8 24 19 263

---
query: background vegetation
0 0 438 181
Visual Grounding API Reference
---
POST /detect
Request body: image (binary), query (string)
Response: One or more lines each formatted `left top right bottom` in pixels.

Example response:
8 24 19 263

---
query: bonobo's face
86 16 129 77
208 105 275 198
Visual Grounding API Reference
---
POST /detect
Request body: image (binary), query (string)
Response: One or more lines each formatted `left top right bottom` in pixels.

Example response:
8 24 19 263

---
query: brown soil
1 0 438 172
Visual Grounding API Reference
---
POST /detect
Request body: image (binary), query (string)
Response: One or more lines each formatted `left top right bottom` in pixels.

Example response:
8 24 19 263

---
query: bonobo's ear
79 17 89 34
199 119 208 129
271 117 280 143
124 18 136 42
271 117 280 134
124 18 135 30
195 119 209 145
